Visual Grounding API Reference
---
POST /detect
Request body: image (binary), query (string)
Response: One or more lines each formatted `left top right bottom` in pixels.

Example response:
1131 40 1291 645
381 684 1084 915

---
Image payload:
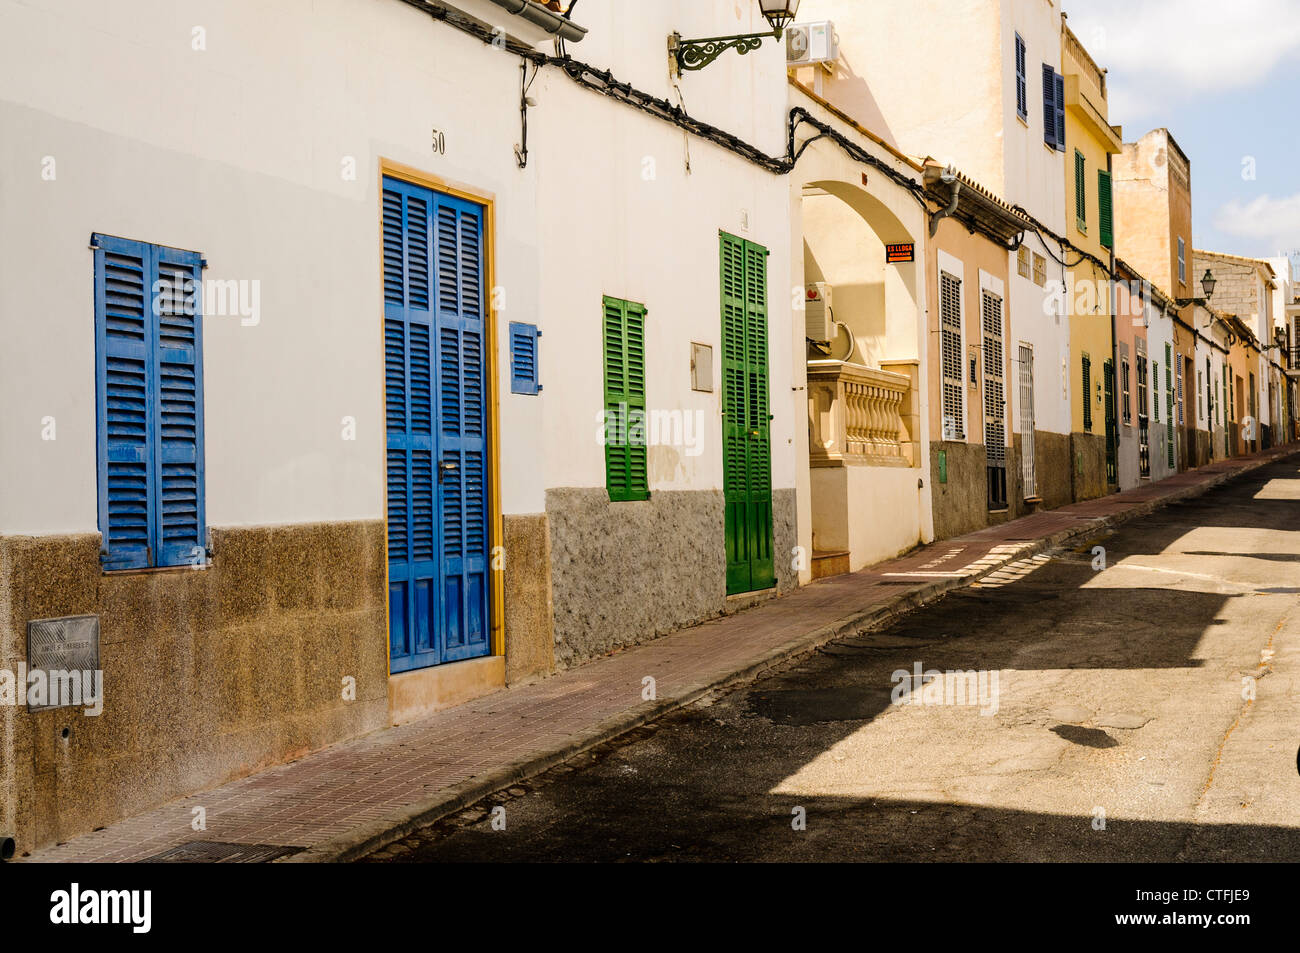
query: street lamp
1176 269 1217 308
670 0 801 74
1200 269 1217 300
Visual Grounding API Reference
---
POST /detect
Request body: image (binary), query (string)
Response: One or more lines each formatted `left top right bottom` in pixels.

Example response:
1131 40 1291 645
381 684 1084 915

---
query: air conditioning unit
786 20 839 68
805 282 834 342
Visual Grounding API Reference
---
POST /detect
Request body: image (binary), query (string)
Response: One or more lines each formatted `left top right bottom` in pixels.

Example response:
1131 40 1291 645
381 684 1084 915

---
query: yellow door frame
378 157 506 664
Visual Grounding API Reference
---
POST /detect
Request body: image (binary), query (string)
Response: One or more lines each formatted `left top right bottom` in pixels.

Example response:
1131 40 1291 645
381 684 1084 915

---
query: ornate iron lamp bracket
669 30 779 73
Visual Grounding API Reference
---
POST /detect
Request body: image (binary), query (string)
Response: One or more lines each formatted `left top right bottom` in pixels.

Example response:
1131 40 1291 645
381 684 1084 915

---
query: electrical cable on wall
407 0 1121 280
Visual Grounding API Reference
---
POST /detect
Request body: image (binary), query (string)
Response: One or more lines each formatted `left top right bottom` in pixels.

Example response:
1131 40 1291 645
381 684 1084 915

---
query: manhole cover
143 841 305 863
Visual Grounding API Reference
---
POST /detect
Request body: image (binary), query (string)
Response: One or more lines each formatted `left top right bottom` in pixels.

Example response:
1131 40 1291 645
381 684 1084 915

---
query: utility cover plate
143 841 306 863
26 615 99 711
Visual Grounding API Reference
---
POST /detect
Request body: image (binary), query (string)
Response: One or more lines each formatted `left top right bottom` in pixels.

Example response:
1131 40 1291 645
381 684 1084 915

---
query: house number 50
432 128 447 155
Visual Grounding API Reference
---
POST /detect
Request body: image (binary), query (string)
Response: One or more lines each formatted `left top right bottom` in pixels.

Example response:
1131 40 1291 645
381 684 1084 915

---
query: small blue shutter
1054 72 1066 152
93 234 204 570
509 321 541 395
1042 64 1056 148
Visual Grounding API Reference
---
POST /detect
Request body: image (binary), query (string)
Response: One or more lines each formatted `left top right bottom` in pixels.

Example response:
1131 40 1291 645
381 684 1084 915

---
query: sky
1062 0 1300 274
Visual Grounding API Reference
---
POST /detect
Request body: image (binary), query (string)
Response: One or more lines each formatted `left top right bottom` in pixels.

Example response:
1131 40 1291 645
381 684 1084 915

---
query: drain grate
143 841 306 863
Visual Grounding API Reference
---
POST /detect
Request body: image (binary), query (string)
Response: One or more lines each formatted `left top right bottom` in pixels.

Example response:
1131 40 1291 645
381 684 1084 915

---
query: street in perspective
366 457 1300 863
2 0 1297 936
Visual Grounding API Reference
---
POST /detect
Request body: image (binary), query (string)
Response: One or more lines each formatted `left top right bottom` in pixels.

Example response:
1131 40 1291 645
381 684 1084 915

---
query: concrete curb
285 448 1296 862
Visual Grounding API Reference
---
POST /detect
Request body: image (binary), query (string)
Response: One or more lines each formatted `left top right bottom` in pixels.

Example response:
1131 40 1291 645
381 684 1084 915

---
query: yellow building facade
1061 25 1122 497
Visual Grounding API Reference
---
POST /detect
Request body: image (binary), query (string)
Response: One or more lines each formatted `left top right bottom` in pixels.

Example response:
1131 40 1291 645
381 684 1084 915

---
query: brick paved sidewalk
24 445 1298 863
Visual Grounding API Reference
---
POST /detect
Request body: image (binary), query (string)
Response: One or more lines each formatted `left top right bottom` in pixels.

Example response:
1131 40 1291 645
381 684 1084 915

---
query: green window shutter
602 296 648 502
1074 151 1087 233
1082 353 1092 431
1152 361 1159 420
1097 170 1113 248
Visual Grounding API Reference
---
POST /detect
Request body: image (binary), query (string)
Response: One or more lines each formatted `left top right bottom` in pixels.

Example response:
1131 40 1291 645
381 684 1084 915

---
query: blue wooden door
383 177 490 673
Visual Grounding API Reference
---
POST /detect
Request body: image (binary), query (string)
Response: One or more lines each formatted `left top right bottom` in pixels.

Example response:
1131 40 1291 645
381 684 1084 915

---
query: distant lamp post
670 0 801 74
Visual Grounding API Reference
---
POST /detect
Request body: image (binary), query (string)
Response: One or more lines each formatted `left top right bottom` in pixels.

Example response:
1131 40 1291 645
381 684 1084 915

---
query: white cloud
1063 0 1300 119
1212 193 1300 254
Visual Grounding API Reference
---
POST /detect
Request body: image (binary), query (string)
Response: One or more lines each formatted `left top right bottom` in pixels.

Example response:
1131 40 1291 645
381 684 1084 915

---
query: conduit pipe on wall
484 0 588 41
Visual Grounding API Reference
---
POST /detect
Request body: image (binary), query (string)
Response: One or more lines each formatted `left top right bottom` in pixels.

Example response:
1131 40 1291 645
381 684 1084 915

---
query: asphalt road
364 456 1300 862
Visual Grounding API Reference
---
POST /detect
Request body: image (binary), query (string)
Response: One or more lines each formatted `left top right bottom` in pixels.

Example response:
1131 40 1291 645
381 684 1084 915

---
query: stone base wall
502 513 555 685
1071 432 1109 501
545 487 797 669
0 521 388 854
1031 431 1075 509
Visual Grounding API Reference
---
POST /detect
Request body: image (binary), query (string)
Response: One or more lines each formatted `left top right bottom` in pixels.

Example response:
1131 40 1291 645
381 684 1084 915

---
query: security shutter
93 234 205 571
982 290 1007 509
940 272 965 439
982 291 1006 466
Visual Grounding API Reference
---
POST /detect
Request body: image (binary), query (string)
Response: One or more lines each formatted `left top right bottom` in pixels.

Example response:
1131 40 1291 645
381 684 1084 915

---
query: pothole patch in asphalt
1050 724 1120 748
746 687 892 726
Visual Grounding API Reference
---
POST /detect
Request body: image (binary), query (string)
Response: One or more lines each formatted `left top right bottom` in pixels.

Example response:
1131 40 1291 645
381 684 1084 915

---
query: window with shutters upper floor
1074 151 1087 233
1097 170 1113 248
93 233 206 571
1042 65 1065 151
1014 34 1028 121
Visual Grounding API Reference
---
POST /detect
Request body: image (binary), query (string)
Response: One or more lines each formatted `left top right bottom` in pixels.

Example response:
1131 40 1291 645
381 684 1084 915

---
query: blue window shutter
1054 72 1066 152
1015 35 1027 119
93 234 204 570
94 236 153 570
1042 64 1056 148
152 245 206 568
509 322 541 395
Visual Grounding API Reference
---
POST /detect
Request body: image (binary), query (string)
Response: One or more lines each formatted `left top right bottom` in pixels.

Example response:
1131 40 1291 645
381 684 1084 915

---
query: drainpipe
927 166 961 237
1107 151 1120 486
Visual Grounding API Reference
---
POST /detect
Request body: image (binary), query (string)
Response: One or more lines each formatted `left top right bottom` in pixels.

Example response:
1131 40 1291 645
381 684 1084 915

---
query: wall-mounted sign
886 243 915 263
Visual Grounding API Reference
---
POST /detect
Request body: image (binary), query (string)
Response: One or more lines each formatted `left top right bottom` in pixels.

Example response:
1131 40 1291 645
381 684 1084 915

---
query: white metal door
1018 343 1036 498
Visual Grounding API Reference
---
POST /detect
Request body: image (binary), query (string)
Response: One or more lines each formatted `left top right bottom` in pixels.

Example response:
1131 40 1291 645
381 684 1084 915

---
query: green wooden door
720 232 775 595
1103 358 1117 485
